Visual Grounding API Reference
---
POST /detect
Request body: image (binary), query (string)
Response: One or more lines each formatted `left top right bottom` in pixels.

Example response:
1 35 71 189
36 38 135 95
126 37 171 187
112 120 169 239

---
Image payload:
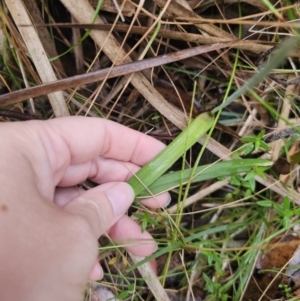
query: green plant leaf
136 159 272 198
127 112 215 196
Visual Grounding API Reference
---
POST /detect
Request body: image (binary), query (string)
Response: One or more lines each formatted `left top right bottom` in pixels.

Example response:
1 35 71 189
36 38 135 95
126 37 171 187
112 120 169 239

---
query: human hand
0 117 170 301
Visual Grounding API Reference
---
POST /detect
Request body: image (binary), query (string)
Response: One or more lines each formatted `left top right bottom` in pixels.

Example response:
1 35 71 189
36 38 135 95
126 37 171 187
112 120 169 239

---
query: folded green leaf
136 159 272 198
128 112 215 196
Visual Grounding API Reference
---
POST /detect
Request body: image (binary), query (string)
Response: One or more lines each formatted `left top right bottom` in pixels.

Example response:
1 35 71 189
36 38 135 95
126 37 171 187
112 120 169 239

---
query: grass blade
136 159 272 198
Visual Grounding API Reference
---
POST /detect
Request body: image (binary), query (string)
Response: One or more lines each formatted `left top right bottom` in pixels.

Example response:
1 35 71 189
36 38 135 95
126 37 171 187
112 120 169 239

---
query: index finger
41 116 165 170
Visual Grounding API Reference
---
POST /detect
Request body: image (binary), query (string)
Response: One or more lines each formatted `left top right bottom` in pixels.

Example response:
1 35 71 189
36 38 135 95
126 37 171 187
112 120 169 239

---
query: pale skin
0 117 170 301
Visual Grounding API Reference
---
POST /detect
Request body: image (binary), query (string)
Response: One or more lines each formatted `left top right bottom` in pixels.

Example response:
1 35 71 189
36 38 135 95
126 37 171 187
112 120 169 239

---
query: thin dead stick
130 254 171 301
270 70 297 162
4 0 69 117
173 17 300 29
166 179 229 214
154 0 232 38
25 23 273 54
0 41 234 105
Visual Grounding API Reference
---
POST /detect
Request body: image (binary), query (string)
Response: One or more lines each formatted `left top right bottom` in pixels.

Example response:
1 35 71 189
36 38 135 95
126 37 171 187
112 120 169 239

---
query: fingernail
106 183 134 216
164 195 172 208
89 262 103 281
153 242 158 252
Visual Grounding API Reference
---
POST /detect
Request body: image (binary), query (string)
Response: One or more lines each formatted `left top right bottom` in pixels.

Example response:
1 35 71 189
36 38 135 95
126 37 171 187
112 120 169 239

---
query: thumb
64 182 135 238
